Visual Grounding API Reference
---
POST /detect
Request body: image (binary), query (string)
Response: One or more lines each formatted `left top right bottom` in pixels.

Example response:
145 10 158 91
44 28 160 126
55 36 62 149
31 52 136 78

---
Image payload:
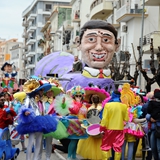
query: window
45 4 52 11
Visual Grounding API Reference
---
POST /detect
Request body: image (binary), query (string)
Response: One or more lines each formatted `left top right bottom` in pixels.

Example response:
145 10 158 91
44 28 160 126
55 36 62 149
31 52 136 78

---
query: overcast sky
0 0 33 42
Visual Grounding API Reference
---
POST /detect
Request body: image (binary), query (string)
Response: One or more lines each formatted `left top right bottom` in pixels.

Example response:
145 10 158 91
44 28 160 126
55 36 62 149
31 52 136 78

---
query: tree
136 39 160 92
110 51 131 81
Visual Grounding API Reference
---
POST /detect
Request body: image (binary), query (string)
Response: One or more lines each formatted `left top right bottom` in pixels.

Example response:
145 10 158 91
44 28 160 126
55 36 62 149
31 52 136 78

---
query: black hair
138 94 144 103
79 20 118 44
0 92 4 98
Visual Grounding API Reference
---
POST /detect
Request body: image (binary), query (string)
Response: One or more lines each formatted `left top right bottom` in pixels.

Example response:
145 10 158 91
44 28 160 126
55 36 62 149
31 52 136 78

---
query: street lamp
139 0 145 86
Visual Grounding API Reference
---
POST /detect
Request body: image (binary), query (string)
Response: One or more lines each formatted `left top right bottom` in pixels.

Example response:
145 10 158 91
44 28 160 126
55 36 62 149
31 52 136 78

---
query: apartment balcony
42 10 51 15
22 54 26 60
144 0 160 6
26 63 35 69
116 4 148 22
26 50 36 57
63 20 73 31
90 0 113 20
22 31 28 38
26 38 36 46
72 18 81 23
22 44 28 50
27 13 37 22
22 20 29 27
27 25 36 33
140 31 160 54
107 15 120 29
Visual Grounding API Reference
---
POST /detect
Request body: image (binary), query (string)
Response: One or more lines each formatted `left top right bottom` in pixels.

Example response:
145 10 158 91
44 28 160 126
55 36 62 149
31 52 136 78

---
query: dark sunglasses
75 95 82 98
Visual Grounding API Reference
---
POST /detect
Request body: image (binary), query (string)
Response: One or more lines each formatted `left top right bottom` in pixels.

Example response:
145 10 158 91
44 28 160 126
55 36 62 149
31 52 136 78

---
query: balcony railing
90 0 104 11
116 4 144 21
27 25 36 33
27 13 37 22
139 31 160 46
22 20 29 27
22 32 28 38
26 37 36 45
26 50 36 57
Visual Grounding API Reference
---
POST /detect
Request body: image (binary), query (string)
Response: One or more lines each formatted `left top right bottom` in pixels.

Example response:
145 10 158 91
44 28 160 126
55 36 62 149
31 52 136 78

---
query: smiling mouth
91 53 106 61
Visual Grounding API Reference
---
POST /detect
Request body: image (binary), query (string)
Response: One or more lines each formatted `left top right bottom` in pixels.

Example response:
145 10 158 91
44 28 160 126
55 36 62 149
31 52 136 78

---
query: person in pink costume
120 83 146 160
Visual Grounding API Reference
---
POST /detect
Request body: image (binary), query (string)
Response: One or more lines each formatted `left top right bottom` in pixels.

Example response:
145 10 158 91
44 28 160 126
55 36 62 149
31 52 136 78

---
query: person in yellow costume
77 86 110 160
100 90 129 160
120 83 146 160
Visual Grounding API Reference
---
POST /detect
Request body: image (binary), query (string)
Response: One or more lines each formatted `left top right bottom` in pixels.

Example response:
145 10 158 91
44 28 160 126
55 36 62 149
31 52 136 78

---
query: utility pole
139 0 145 86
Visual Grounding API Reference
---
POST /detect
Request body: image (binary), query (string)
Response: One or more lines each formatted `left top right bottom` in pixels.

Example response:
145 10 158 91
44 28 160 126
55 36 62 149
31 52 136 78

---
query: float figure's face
79 29 118 69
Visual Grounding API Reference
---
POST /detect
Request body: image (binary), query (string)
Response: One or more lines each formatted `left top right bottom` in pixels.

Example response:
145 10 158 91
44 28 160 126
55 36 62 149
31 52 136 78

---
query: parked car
0 127 19 160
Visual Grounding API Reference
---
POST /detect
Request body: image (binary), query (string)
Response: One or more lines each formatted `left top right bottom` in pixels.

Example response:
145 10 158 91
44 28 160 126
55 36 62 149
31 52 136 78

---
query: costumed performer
77 85 110 160
60 86 87 160
51 91 73 153
12 92 27 151
39 80 64 160
100 90 129 160
120 83 146 160
16 78 58 160
0 92 17 129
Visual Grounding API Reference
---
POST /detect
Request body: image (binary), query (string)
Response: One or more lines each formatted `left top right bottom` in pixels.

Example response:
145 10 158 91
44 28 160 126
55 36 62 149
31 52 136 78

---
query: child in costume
100 90 129 160
63 86 87 160
120 83 146 160
77 86 110 160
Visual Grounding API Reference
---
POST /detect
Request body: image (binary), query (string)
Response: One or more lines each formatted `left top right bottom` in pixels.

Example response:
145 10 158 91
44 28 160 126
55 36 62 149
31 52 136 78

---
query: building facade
39 0 160 90
10 43 25 81
22 0 71 77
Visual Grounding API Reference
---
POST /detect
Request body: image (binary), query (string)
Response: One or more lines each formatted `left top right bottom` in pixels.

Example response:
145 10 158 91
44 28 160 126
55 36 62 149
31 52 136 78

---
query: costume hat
13 92 26 103
1 62 10 71
23 79 40 94
34 80 52 93
48 78 64 96
84 84 110 103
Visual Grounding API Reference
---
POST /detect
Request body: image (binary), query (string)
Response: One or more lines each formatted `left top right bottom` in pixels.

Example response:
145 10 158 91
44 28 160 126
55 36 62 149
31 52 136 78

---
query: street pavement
16 138 82 160
16 138 143 160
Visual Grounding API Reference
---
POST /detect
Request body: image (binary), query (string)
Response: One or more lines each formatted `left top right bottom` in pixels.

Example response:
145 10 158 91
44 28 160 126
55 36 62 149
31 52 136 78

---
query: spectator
72 56 82 72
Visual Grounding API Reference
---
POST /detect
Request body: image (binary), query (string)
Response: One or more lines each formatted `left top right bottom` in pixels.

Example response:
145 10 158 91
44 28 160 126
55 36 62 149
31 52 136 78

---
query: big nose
95 38 103 51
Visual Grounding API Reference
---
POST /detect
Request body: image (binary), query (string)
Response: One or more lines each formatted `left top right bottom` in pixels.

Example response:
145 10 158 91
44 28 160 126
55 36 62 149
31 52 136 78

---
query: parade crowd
0 77 160 160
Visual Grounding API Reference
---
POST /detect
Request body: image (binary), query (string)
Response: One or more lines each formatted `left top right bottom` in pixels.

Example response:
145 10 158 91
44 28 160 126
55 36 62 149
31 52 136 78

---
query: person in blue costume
16 78 58 160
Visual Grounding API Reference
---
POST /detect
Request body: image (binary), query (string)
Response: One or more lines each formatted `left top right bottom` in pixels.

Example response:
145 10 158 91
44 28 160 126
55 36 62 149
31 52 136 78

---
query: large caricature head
78 20 120 69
